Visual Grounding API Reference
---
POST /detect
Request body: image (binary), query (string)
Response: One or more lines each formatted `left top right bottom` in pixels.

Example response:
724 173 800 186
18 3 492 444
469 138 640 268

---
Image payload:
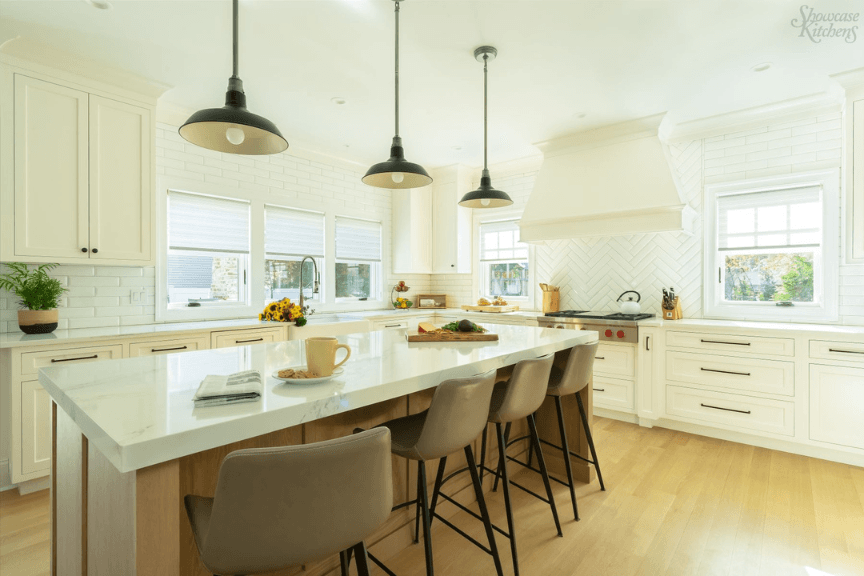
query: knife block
542 291 560 313
662 297 682 320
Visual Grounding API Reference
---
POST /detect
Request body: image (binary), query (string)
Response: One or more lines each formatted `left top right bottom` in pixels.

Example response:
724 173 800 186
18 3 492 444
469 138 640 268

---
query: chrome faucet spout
299 256 320 313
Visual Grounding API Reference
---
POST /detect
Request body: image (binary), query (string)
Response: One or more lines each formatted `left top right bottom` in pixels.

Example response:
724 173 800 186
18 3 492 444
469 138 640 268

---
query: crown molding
830 67 864 90
534 113 668 156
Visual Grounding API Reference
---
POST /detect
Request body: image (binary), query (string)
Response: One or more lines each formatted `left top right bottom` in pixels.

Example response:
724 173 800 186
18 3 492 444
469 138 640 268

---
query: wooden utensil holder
542 291 560 313
662 297 682 320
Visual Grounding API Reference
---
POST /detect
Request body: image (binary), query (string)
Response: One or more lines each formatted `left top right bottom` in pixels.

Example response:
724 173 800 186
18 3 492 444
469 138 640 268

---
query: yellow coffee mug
305 337 351 377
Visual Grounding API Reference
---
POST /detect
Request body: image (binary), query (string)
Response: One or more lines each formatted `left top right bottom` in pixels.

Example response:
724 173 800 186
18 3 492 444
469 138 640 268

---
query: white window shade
480 220 528 262
718 185 822 251
265 205 325 258
169 191 250 254
335 217 381 262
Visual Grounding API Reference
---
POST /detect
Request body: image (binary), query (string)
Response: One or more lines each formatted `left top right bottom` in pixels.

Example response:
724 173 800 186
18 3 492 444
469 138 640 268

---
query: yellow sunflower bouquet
259 297 307 326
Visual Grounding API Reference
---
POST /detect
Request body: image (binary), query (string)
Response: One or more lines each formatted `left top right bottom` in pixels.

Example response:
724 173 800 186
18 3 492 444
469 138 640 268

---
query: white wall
442 107 864 325
0 122 431 332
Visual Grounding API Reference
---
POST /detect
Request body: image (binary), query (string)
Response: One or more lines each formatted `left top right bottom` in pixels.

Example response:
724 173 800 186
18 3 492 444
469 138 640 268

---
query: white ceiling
1 0 862 169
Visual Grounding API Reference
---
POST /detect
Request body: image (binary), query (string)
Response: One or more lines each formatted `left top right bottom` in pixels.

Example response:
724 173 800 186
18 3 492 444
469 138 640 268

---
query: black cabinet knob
81 248 88 253
91 248 98 254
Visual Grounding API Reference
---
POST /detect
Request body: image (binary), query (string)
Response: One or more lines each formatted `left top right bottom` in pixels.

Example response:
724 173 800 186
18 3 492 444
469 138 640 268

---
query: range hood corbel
519 113 695 243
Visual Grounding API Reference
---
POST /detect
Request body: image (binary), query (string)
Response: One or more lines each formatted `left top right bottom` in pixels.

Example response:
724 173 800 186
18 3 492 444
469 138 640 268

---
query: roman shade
335 217 382 262
265 205 325 258
168 191 250 254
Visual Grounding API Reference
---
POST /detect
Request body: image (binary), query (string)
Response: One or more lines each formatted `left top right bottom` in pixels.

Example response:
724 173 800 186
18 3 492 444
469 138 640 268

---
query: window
265 205 324 303
479 219 530 300
705 171 839 322
335 217 382 301
167 191 250 307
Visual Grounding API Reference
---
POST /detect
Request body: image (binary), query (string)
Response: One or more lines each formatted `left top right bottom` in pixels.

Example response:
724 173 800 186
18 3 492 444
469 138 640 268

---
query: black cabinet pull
151 346 188 353
384 324 402 328
51 354 98 363
235 338 264 344
701 339 750 346
701 367 751 376
81 247 88 253
700 403 751 415
595 356 605 360
593 388 605 392
828 348 864 355
646 336 650 351
91 248 98 253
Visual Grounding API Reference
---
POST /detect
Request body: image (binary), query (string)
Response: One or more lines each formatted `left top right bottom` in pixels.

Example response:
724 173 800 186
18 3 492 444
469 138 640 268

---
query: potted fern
0 263 67 334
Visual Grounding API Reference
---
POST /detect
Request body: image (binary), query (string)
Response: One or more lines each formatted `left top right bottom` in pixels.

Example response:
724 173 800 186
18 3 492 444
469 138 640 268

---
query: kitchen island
41 325 597 576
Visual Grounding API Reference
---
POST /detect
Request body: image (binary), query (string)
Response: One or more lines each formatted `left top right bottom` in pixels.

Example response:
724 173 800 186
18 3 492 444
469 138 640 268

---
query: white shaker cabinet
20 379 53 476
391 188 433 274
2 67 155 265
810 364 864 450
850 97 864 261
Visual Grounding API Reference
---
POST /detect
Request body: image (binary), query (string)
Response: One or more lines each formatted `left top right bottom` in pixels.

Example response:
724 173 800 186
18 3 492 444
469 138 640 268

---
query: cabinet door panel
21 380 53 474
89 95 152 261
810 364 864 450
14 75 89 258
852 99 863 260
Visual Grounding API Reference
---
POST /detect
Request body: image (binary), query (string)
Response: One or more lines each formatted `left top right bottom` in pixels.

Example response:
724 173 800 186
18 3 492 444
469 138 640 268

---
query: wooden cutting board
460 304 520 313
407 330 499 342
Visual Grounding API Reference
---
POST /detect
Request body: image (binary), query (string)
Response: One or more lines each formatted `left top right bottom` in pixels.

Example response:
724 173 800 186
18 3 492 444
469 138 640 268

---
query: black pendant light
362 0 432 189
179 0 288 155
459 46 513 208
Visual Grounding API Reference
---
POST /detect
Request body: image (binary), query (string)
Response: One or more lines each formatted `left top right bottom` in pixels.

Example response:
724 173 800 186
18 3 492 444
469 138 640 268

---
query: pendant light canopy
362 0 432 190
179 0 288 155
459 46 513 209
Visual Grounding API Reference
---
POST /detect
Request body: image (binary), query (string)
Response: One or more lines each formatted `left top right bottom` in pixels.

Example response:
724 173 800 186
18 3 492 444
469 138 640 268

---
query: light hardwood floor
2 417 863 576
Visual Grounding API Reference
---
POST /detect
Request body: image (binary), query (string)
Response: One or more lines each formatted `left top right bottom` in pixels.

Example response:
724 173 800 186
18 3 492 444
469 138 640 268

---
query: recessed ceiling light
331 97 347 105
574 112 587 119
452 145 462 151
751 62 772 72
83 0 112 9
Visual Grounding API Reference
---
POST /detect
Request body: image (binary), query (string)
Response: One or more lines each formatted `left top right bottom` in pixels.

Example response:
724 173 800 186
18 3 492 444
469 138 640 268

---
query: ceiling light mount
752 62 772 73
459 45 513 209
179 0 288 155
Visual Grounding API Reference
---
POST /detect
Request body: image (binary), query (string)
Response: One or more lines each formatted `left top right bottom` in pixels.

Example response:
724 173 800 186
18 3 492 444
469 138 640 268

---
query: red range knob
617 330 625 339
605 329 613 337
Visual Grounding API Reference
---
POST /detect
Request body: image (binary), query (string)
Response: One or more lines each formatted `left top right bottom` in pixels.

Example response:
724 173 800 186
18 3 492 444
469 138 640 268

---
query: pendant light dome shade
364 0 432 190
179 0 287 156
362 136 432 189
459 46 513 209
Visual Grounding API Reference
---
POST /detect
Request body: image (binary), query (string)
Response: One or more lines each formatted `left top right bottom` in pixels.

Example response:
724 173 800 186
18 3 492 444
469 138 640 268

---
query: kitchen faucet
298 256 320 314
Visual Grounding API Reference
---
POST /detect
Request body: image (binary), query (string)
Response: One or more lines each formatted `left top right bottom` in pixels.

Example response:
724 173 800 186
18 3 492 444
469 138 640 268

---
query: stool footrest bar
367 551 399 576
437 492 510 539
432 512 494 556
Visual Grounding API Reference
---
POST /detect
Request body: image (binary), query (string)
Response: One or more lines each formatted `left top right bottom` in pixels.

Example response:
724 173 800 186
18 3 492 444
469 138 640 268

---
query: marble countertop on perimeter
39 325 597 474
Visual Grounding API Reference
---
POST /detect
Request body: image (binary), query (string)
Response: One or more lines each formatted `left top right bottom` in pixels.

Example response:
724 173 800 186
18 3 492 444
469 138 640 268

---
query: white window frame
264 204 326 305
703 169 839 323
334 216 384 304
474 213 534 304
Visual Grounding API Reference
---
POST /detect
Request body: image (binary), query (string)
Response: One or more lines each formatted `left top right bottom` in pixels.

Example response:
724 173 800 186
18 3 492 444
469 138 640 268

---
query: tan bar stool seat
184 428 392 576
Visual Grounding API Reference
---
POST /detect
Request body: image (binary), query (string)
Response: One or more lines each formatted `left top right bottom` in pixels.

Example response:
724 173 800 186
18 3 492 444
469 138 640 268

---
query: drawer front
666 331 795 357
666 351 794 396
373 320 410 331
593 343 635 378
666 385 794 437
210 328 283 349
810 364 864 450
809 340 864 363
21 344 124 376
129 335 210 357
592 375 634 412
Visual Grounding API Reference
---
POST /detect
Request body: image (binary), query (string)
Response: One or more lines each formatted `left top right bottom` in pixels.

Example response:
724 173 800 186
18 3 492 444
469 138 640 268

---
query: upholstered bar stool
184 428 393 576
351 369 504 576
526 341 605 521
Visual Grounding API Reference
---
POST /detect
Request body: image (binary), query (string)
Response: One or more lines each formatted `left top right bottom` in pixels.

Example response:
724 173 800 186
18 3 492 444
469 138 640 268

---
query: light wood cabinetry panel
13 74 89 259
666 330 795 356
665 350 794 396
666 385 794 437
810 364 864 450
20 380 52 475
210 327 284 349
128 335 209 357
88 95 151 261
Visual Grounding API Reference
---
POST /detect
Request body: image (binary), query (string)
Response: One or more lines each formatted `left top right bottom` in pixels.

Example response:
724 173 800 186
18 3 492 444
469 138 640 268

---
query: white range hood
519 113 696 242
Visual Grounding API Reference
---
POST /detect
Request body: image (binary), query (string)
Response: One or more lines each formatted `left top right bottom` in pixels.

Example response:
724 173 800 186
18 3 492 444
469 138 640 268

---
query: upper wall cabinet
1 65 155 265
850 95 864 262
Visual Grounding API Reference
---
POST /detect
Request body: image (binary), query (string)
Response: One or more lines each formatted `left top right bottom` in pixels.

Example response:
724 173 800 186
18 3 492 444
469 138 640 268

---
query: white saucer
272 366 344 385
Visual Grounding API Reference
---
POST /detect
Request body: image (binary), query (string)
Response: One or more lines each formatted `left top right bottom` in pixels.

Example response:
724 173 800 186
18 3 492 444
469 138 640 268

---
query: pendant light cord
232 0 239 78
394 0 400 137
483 54 489 173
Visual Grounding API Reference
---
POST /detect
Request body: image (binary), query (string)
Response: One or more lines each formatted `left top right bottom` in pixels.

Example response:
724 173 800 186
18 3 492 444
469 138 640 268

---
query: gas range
537 310 655 343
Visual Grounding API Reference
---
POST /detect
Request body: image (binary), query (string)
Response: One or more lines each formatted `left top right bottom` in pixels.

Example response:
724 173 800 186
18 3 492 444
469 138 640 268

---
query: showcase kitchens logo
791 5 859 43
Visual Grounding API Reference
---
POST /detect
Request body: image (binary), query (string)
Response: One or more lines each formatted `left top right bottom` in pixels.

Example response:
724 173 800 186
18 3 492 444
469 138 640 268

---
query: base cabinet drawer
592 376 634 413
666 385 794 437
667 331 795 357
211 327 283 349
129 335 210 357
20 380 52 475
372 320 410 331
593 343 635 378
665 351 794 396
809 340 864 363
21 344 124 376
810 364 864 450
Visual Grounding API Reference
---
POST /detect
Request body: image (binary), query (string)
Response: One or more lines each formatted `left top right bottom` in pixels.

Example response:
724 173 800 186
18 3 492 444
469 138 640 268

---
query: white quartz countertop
39 325 596 473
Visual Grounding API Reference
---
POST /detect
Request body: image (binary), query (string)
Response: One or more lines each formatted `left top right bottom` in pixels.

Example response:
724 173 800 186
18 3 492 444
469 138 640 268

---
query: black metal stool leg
428 456 447 529
492 422 512 492
554 396 580 521
496 422 520 576
528 414 563 536
479 424 488 486
353 542 372 576
417 460 435 576
414 465 422 543
575 392 605 491
339 549 350 576
464 444 505 576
